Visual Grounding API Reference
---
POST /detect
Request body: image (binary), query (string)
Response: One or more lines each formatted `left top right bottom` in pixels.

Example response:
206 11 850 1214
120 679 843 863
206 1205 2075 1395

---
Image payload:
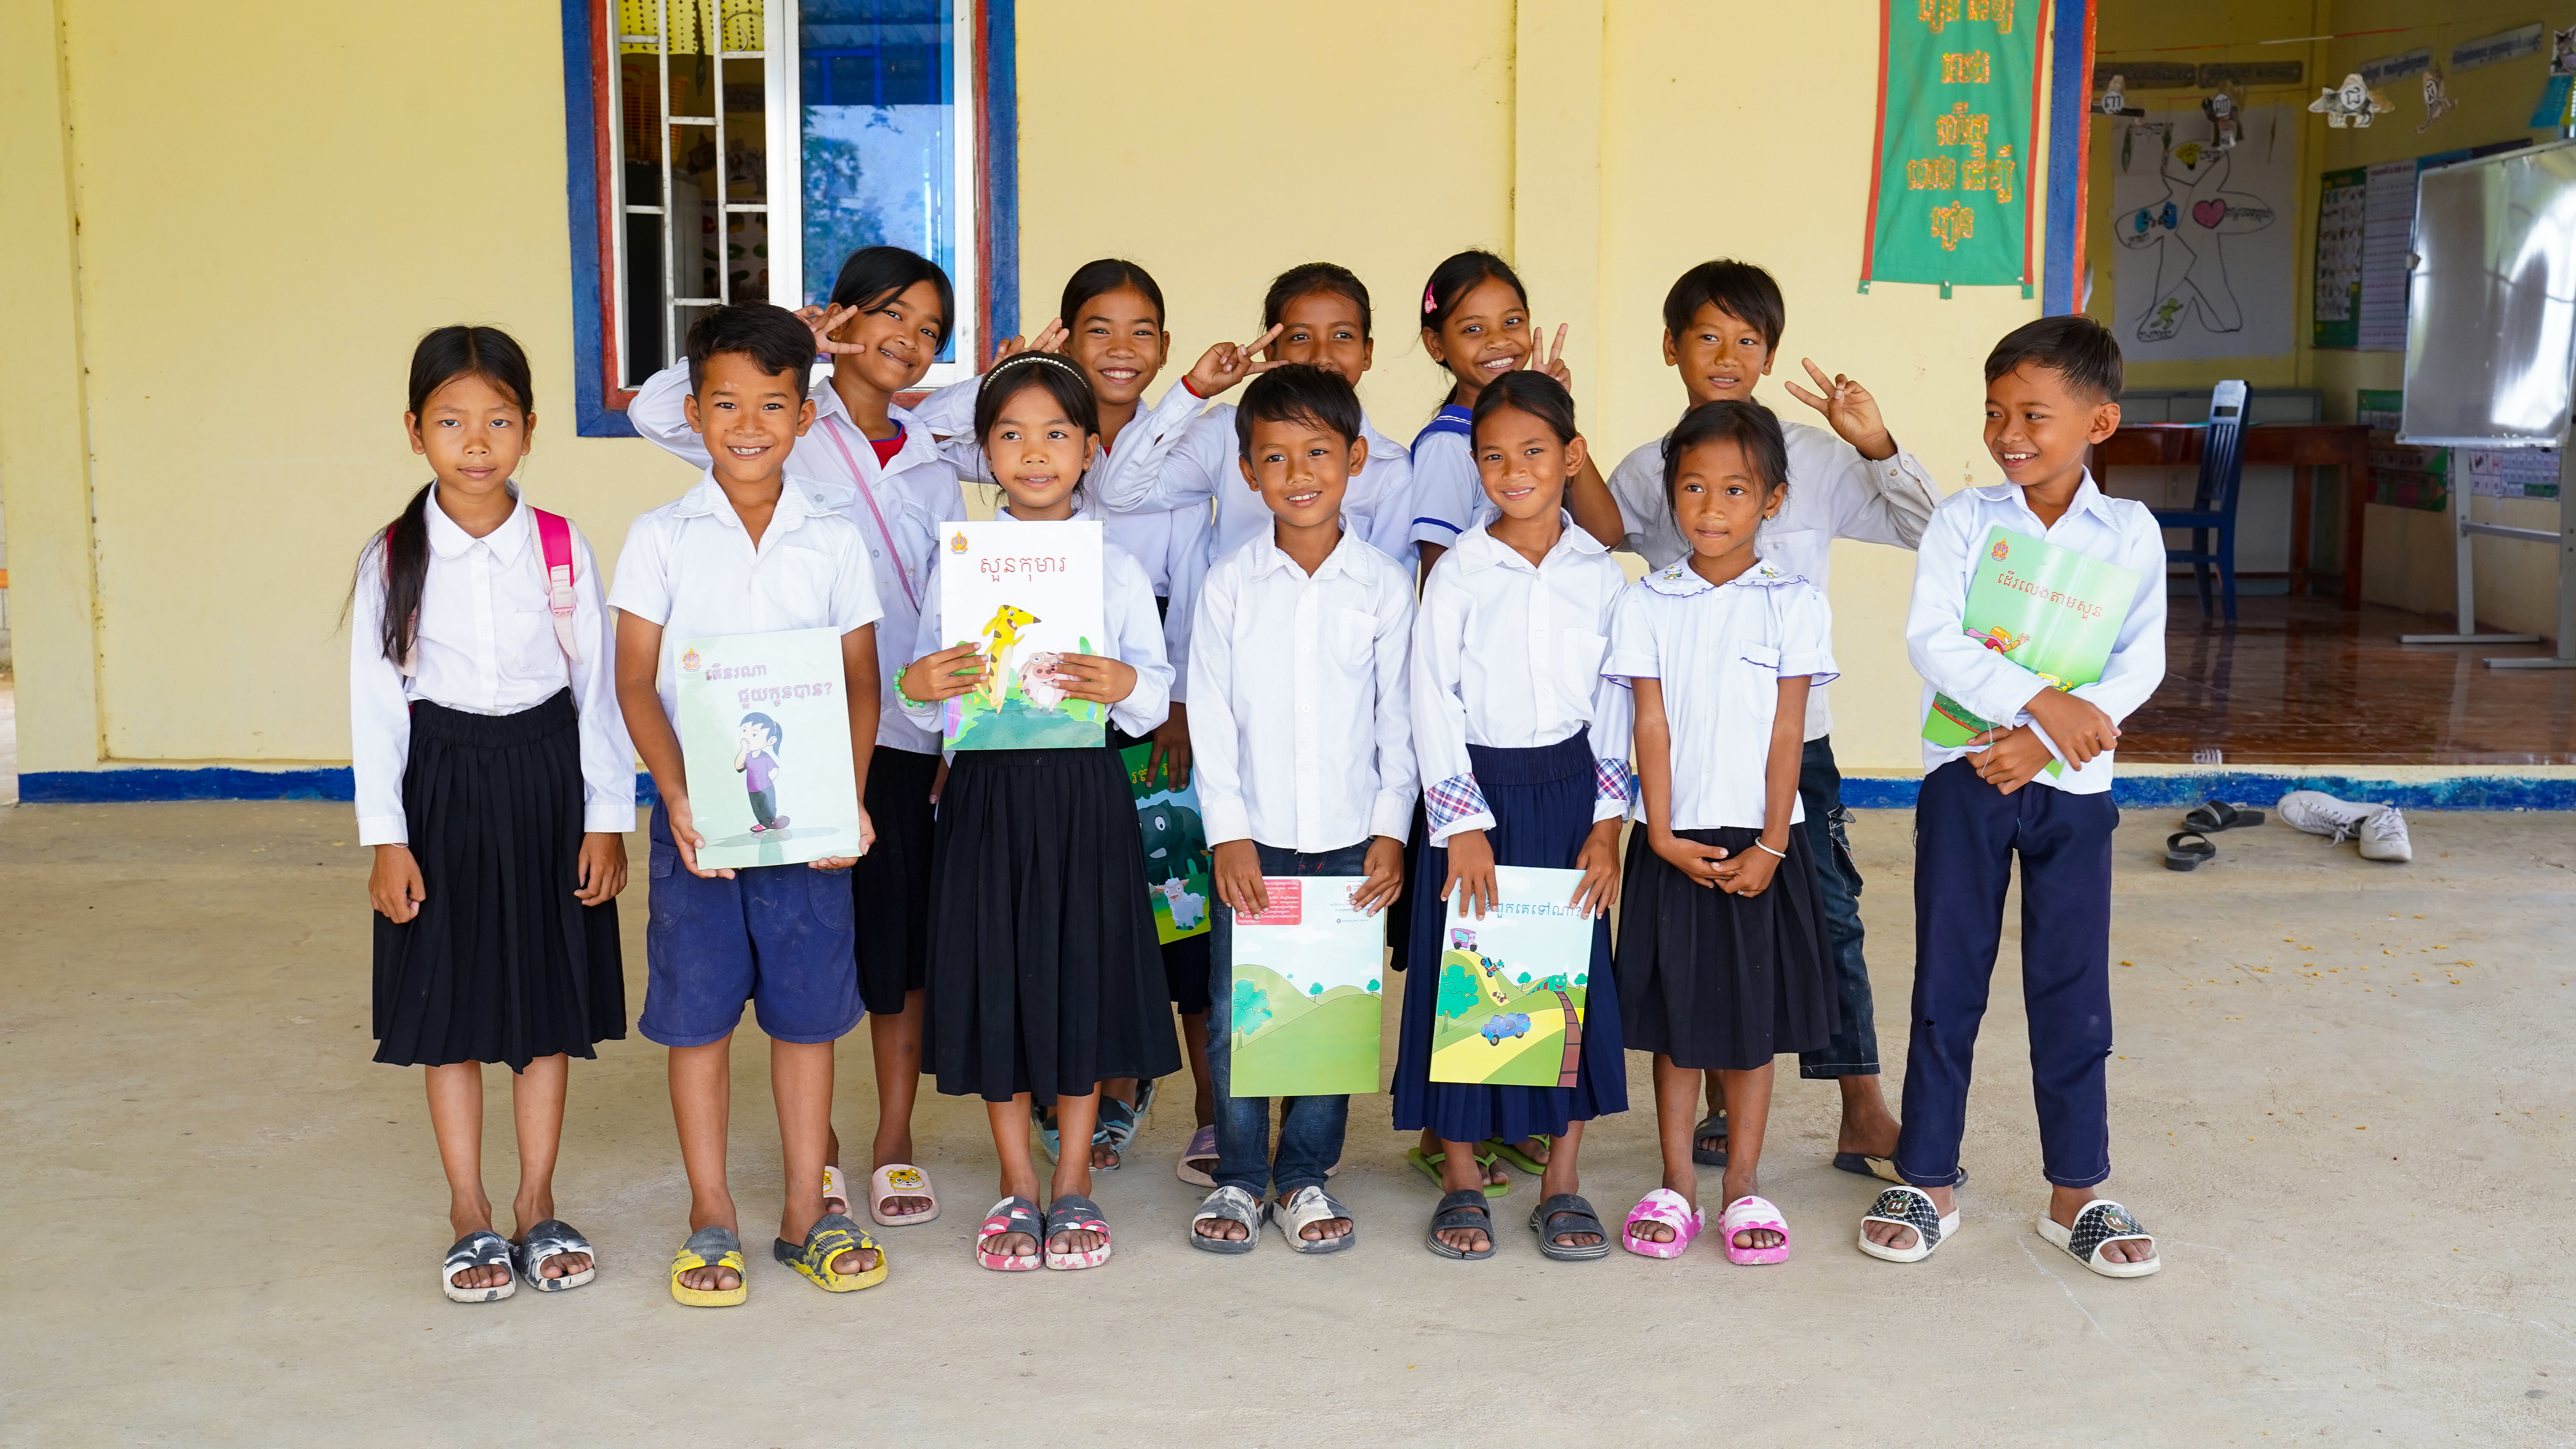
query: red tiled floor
2121 596 2576 765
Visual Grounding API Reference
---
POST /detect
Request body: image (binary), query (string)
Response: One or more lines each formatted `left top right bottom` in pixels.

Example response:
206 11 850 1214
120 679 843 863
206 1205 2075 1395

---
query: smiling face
984 376 1097 519
1982 360 2120 497
1662 302 1774 407
1266 291 1374 387
1423 276 1531 405
1669 436 1782 569
825 279 948 394
1239 413 1363 533
1473 403 1586 524
685 351 815 486
1066 284 1169 409
407 371 533 500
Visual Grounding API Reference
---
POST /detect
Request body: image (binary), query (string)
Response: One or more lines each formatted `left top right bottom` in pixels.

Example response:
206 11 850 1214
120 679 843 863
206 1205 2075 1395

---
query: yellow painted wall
1 0 2044 780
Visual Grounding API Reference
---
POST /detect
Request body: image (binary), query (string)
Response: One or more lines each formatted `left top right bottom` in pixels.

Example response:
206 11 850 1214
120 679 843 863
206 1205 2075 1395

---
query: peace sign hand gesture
795 303 875 355
1183 324 1287 399
1780 358 1899 461
1519 322 1573 389
987 318 1070 368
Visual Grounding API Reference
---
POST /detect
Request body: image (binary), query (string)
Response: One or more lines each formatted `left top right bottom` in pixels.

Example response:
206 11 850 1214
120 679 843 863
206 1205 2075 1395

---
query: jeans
1796 736 1880 1079
1204 840 1366 1199
1894 760 2119 1190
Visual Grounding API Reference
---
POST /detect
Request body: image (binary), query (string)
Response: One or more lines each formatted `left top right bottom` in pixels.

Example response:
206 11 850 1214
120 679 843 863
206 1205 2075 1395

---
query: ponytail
376 484 435 666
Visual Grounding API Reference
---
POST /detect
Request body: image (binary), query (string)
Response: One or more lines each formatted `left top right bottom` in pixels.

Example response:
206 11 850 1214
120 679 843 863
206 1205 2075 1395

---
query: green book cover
1922 526 2141 774
1230 876 1383 1097
1120 743 1210 945
1426 866 1594 1089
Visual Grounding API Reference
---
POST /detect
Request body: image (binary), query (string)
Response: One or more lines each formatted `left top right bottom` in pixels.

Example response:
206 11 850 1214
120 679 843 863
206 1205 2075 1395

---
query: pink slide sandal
1722 1194 1792 1264
1622 1188 1704 1259
975 1196 1044 1272
869 1163 940 1226
821 1164 852 1219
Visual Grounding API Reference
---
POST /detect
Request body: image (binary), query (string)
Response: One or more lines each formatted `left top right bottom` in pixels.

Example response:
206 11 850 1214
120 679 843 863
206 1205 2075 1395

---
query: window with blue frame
799 1 964 364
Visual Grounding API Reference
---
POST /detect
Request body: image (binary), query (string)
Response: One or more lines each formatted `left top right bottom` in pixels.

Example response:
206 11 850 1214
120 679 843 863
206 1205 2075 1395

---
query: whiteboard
2400 142 2576 446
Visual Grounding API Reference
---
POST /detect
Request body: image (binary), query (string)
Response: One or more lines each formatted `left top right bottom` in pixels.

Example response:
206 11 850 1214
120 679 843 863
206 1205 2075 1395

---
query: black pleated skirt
1391 736 1628 1141
1614 822 1837 1071
372 691 626 1072
923 747 1182 1103
853 745 939 1014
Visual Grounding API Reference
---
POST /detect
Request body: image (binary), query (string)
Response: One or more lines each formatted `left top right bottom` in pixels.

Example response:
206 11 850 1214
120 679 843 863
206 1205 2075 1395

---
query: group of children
352 243 2169 1306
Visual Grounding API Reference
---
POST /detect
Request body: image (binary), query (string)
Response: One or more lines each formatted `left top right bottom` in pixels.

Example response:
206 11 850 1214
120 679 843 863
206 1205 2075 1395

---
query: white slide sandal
2036 1199 2161 1278
441 1230 517 1303
1856 1185 1959 1264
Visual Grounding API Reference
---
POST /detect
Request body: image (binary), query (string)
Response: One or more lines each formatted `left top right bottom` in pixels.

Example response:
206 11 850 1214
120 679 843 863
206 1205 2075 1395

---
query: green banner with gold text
1860 0 2044 294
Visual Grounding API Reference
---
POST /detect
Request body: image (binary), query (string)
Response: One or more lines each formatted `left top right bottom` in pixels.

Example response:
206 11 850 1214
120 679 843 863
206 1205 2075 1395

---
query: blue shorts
637 803 863 1048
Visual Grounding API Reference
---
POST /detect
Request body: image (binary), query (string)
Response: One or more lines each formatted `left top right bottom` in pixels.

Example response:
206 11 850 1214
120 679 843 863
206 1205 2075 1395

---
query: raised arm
627 358 718 469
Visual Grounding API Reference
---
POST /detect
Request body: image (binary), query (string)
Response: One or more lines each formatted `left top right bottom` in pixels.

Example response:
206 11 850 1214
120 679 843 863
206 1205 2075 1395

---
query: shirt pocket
757 544 851 628
1722 642 1786 737
809 865 855 931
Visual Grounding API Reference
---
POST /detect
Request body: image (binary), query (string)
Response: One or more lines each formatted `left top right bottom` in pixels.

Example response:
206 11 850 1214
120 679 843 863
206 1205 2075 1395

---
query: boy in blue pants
1858 315 2167 1277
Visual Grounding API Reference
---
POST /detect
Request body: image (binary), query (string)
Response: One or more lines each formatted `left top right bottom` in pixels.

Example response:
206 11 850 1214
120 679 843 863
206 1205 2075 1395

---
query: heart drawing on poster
2192 199 2230 227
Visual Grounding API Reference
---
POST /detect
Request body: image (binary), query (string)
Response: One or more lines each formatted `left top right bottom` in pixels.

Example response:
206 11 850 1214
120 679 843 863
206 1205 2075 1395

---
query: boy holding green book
1859 316 2168 1279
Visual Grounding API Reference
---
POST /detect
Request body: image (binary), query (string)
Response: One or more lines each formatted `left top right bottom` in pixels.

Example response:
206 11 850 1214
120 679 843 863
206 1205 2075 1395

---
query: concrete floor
3 800 2571 1446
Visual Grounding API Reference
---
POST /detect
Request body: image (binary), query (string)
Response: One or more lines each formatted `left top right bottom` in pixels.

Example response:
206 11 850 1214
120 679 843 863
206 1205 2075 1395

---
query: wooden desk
2090 423 2373 609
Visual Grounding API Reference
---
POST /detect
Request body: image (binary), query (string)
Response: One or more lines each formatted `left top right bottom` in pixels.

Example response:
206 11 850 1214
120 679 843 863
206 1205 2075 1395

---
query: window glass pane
799 0 957 360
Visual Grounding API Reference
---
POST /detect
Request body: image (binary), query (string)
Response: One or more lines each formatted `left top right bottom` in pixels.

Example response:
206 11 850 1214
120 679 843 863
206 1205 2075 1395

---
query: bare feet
1862 1182 1950 1253
1835 1076 1902 1160
1419 1128 1504 1188
1279 1187 1351 1243
1719 1166 1780 1252
1434 1199 1492 1255
2047 1186 2156 1266
677 1204 743 1294
447 1201 509 1291
1628 1170 1695 1246
509 1191 591 1281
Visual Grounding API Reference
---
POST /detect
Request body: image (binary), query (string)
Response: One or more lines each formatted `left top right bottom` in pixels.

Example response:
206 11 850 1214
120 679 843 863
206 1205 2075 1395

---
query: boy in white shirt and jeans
1571 259 1938 1179
1858 315 2168 1276
1185 364 1417 1256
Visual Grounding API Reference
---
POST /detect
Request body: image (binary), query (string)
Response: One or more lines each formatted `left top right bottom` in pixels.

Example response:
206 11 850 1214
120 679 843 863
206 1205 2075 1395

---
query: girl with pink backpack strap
347 324 637 1303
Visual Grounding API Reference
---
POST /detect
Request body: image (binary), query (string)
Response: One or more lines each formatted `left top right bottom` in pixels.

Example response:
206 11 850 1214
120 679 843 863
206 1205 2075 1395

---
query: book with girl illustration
1920 525 2142 775
1427 865 1595 1088
674 626 863 870
1230 876 1383 1096
936 520 1108 749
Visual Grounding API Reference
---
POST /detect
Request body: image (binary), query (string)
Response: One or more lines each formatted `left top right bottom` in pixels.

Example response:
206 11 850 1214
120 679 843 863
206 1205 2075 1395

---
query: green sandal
1481 1136 1552 1175
1406 1146 1507 1198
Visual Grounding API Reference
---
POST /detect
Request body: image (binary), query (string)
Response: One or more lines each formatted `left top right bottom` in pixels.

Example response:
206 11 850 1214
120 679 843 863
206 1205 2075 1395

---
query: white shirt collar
1449 514 1606 575
996 497 1101 523
424 487 529 563
1249 517 1373 580
1362 418 1408 462
1640 555 1798 597
670 470 831 533
809 382 942 476
1967 470 2114 527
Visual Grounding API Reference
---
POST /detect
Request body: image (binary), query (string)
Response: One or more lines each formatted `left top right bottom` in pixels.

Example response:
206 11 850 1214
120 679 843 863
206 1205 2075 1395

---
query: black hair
1662 259 1787 353
1420 249 1529 350
1984 314 2124 403
1663 399 1790 526
1059 258 1166 332
1234 363 1365 461
740 712 783 752
366 325 535 667
686 302 819 394
1470 370 1578 448
828 244 955 345
1261 262 1373 341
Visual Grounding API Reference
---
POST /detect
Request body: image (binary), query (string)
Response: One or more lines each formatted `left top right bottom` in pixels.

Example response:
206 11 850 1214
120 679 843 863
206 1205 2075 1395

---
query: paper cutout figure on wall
2555 26 2576 75
2417 64 2457 133
2117 137 2278 342
2096 74 2145 117
2309 73 2394 128
2201 88 2241 150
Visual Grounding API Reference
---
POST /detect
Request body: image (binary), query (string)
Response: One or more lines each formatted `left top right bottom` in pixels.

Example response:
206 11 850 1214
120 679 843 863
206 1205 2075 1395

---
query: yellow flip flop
670 1225 749 1307
774 1212 888 1293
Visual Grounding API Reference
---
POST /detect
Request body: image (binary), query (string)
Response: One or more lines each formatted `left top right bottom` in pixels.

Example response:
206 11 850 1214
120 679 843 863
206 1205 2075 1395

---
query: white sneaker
2357 805 2412 863
2275 790 2382 846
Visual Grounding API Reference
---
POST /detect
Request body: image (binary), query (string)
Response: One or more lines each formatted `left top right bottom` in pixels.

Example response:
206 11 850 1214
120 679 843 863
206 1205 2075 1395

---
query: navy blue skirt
1391 735 1628 1141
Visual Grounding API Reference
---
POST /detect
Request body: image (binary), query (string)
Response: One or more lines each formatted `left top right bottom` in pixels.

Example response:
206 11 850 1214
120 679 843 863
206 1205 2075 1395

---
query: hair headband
981 350 1087 395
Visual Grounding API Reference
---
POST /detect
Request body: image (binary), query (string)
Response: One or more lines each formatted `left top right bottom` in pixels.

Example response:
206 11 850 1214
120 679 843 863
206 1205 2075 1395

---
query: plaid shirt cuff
1423 771 1492 840
1594 758 1637 809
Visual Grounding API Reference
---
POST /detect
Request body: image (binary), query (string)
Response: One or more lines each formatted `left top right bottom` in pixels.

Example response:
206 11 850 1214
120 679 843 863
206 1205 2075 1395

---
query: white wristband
1751 838 1789 860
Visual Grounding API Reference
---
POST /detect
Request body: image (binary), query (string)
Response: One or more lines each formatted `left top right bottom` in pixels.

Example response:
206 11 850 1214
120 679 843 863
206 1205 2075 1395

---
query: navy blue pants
1205 841 1367 1200
1796 736 1878 1078
1894 760 2118 1190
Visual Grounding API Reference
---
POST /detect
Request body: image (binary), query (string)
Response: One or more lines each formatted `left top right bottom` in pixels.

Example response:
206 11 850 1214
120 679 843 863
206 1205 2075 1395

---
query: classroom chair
2151 378 2249 622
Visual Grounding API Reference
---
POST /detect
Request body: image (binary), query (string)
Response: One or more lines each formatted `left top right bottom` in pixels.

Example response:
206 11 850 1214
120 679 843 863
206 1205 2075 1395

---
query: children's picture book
1230 876 1384 1097
1427 866 1594 1088
936 519 1106 750
674 626 862 870
1121 744 1210 944
1921 525 2143 777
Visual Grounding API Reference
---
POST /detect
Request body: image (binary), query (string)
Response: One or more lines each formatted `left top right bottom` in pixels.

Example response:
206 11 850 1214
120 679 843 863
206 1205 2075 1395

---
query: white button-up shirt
1608 417 1937 740
1188 520 1418 852
348 492 635 846
630 359 963 754
607 473 886 731
1604 558 1839 832
1907 473 2168 794
897 506 1176 742
1094 382 1421 568
1413 520 1635 844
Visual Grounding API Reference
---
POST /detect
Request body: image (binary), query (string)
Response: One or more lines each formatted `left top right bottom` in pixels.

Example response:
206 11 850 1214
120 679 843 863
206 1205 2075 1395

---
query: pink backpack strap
529 506 583 666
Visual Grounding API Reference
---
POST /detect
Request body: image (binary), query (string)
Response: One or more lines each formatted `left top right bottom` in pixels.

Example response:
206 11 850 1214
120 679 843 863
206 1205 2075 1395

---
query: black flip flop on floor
2182 799 2264 833
2165 831 2217 871
1692 1112 1727 1167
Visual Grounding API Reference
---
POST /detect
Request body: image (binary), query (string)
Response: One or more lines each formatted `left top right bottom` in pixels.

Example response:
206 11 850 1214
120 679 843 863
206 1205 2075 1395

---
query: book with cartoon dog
936 520 1107 750
674 626 864 870
1121 744 1212 944
1427 866 1594 1088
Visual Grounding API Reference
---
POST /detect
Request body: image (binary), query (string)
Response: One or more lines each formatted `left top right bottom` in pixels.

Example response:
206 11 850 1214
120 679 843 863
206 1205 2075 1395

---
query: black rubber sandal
1692 1112 1728 1167
2164 831 2217 871
1528 1193 1612 1261
2182 799 2264 833
1425 1188 1497 1260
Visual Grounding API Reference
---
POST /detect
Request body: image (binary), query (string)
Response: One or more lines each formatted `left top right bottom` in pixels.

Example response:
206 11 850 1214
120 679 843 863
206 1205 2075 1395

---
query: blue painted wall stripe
2041 0 2091 316
561 0 637 439
985 0 1019 345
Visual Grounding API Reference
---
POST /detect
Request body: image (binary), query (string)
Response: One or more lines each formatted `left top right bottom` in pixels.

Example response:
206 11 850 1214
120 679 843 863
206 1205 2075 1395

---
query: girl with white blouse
1604 398 1840 1266
1396 372 1632 1262
349 327 634 1302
